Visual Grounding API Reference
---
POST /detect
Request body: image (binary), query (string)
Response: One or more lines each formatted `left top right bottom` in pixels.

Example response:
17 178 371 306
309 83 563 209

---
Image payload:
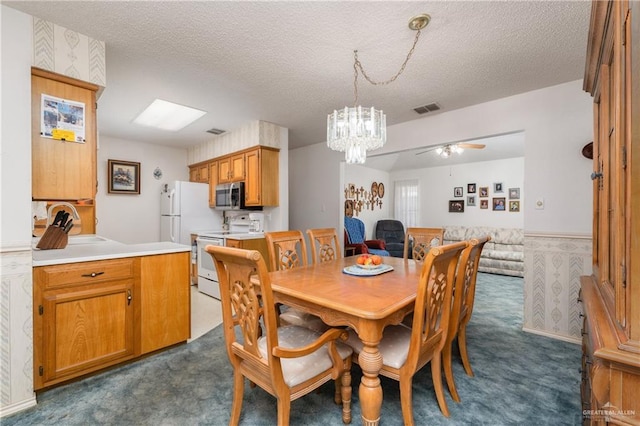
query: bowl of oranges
355 254 383 269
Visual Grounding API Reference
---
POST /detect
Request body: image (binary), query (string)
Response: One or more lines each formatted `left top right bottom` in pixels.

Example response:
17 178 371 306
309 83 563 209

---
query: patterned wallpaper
0 250 34 414
523 234 592 343
33 18 106 86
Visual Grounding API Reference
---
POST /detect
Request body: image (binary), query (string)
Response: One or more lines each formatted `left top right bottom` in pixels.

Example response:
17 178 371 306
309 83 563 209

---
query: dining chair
346 241 468 423
403 227 445 260
306 228 341 264
264 230 309 271
442 236 491 402
206 245 353 425
265 230 328 333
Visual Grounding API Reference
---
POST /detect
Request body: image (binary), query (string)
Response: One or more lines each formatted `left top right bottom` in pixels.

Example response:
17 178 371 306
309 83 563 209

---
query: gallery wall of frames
449 182 520 213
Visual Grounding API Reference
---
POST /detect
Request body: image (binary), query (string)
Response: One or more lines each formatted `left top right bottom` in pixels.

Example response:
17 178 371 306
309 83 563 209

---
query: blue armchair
344 217 390 257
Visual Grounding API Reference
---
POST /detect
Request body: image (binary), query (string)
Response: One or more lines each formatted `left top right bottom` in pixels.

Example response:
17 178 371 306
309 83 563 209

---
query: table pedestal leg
358 342 383 426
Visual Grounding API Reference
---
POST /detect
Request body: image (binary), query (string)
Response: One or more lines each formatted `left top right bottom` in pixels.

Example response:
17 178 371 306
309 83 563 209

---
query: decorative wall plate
153 167 163 180
371 182 379 197
378 183 385 198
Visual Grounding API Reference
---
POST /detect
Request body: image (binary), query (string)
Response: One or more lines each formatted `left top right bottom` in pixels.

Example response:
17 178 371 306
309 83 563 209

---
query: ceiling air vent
206 128 226 135
413 102 441 115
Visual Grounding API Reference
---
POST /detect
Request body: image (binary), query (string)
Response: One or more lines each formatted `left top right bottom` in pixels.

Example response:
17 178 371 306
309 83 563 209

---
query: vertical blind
394 180 419 227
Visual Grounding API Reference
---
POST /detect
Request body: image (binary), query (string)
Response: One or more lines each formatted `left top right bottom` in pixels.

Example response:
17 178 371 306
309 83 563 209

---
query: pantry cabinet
580 1 640 424
218 152 245 183
244 147 279 207
33 252 191 390
33 258 137 390
189 161 210 183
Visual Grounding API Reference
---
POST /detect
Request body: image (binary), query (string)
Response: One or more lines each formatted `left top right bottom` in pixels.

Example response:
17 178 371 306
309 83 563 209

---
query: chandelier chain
352 28 422 106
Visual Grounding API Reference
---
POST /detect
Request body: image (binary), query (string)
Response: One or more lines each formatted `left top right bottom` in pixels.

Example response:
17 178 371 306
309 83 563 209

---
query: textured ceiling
5 1 591 154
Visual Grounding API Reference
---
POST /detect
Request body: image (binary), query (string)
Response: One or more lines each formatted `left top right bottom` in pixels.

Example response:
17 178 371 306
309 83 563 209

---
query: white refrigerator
160 181 220 245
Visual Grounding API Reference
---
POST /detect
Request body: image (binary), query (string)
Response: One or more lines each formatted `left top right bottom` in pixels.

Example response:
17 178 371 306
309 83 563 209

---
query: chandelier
436 144 464 158
327 14 431 164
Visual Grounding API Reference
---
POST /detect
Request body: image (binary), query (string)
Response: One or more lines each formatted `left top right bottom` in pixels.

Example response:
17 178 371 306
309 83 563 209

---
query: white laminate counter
224 232 265 240
32 235 191 266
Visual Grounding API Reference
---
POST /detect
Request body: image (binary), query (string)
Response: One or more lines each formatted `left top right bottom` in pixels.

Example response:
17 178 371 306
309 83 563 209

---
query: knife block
36 226 68 250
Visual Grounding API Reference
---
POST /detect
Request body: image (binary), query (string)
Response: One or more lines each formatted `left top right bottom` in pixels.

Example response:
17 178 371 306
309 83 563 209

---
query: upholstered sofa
444 226 524 277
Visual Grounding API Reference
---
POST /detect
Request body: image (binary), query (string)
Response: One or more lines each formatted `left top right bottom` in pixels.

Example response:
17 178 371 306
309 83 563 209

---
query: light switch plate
535 198 544 210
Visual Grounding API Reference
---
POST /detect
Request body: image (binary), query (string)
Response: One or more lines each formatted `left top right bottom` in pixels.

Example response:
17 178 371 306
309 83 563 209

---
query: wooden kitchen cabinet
218 152 245 183
225 237 270 270
31 68 98 234
33 258 137 390
33 252 191 390
580 1 640 424
244 147 279 207
139 252 190 354
31 68 97 201
189 161 210 183
208 161 218 207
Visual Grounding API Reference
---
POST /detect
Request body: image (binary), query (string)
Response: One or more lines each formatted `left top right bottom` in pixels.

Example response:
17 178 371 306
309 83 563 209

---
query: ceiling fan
416 142 486 158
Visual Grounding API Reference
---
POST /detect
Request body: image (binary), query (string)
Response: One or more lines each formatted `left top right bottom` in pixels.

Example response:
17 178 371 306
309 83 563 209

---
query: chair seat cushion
279 308 330 333
346 325 410 369
258 326 352 387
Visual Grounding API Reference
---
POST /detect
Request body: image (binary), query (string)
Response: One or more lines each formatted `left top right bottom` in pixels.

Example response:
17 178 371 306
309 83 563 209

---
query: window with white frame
394 179 419 227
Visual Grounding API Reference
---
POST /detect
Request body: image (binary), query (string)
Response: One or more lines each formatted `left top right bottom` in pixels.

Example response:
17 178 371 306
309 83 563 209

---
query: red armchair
344 230 387 255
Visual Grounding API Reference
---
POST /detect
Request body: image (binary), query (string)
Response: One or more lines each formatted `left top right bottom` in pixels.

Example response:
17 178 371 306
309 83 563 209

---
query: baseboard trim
0 395 37 418
522 326 581 345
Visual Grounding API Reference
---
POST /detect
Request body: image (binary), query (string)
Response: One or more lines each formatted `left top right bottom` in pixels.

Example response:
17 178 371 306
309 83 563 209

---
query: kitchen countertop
32 235 191 267
197 231 265 240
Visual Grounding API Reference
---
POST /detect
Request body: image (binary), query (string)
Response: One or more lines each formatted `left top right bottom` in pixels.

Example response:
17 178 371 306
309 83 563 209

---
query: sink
67 235 110 245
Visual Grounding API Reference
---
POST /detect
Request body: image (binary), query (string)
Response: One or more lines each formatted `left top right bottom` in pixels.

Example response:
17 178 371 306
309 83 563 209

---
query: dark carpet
4 273 581 425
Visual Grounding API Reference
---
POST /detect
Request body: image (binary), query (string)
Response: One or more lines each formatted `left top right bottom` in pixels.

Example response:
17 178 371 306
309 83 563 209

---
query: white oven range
196 233 227 299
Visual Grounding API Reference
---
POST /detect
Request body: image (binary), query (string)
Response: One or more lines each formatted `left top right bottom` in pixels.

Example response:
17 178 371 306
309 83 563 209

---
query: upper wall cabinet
245 147 279 207
218 152 245 183
31 68 98 201
189 161 210 183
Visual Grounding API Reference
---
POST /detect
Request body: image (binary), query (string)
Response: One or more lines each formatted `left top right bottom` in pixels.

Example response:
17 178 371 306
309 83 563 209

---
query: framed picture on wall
480 199 489 209
509 201 520 212
467 196 476 206
509 188 520 199
467 183 476 193
454 187 463 197
494 182 504 193
479 186 489 197
449 200 465 212
493 197 506 211
108 159 140 194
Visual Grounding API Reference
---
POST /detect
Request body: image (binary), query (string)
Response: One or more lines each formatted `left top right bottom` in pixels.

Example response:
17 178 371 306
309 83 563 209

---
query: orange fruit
356 255 365 265
371 255 382 265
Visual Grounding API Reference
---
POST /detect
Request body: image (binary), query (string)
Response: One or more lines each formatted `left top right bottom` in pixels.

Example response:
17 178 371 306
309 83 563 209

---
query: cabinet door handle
81 271 105 278
127 289 132 306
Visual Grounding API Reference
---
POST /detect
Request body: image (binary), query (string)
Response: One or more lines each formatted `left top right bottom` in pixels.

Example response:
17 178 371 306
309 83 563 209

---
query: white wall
344 164 391 240
1 6 33 248
391 157 524 228
0 5 37 416
290 79 593 236
96 135 217 243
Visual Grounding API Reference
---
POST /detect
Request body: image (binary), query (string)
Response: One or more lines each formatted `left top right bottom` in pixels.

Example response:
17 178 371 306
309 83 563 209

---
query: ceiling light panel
134 99 206 131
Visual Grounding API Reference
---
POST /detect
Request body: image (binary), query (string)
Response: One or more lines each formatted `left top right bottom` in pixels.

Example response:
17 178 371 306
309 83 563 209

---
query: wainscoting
523 233 592 343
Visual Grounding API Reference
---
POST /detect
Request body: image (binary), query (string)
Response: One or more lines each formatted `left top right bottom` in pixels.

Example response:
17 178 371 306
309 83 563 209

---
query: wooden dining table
260 255 422 426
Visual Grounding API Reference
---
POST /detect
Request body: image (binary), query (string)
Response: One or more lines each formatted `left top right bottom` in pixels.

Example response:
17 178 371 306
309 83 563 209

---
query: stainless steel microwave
214 182 262 211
